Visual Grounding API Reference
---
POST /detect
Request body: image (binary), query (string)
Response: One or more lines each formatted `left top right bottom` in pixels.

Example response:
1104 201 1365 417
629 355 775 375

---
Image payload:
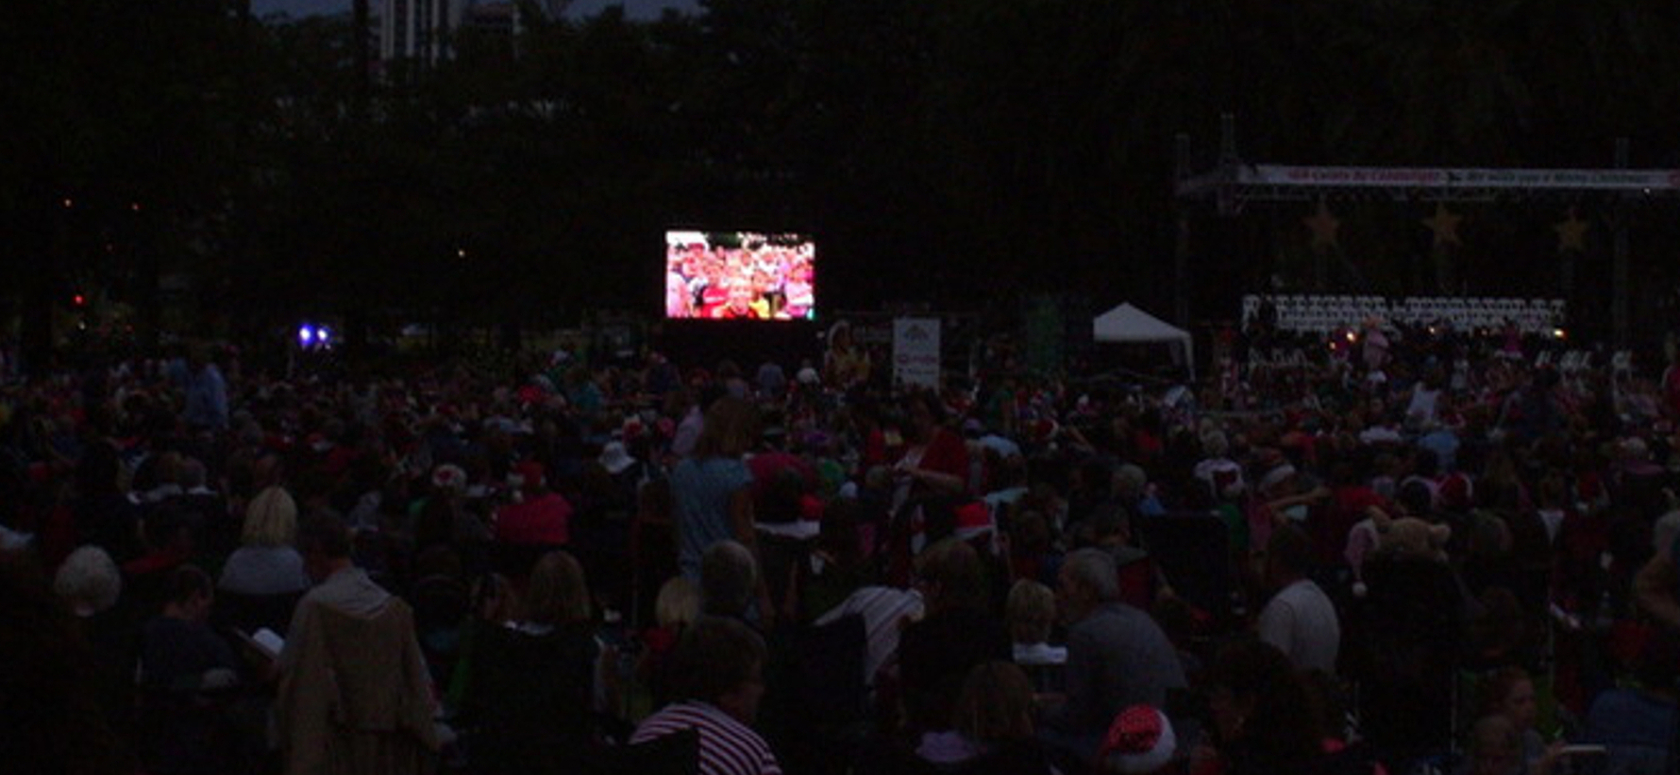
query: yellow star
1422 203 1463 247
1303 200 1340 252
1554 207 1589 253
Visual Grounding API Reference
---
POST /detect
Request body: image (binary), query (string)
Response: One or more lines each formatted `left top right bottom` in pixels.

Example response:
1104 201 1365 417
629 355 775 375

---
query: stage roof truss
1177 164 1680 207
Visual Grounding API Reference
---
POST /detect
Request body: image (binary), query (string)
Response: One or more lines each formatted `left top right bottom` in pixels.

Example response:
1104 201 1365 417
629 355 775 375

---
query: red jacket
495 492 572 546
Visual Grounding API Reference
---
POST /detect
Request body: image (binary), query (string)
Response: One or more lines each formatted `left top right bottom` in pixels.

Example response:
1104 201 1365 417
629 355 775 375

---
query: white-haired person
55 545 140 752
1039 548 1186 767
218 486 310 597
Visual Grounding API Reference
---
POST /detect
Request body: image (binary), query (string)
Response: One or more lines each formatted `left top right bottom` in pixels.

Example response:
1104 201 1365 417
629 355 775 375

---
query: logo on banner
893 317 941 390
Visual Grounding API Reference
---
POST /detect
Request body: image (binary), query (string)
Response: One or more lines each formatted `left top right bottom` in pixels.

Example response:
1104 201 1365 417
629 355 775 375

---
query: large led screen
665 231 815 321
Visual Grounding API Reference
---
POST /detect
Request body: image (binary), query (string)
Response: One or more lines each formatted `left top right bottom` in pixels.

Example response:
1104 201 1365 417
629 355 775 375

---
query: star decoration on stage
1554 207 1590 253
1303 200 1340 252
1421 203 1463 247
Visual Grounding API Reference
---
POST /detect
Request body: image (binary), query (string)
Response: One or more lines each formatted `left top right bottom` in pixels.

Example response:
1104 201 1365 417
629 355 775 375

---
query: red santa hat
1099 705 1176 774
431 464 467 494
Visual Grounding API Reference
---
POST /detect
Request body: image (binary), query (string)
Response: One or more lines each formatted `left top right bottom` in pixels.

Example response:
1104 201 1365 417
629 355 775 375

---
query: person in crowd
182 346 230 432
671 397 775 620
1633 507 1680 629
138 565 244 775
53 544 138 760
1086 502 1169 610
896 538 1013 745
1039 548 1187 765
460 549 603 775
1460 714 1525 775
631 615 783 775
1190 639 1325 775
671 397 759 574
788 498 874 624
10 301 1680 775
1006 577 1068 699
122 507 199 620
922 661 1062 774
494 460 573 548
823 321 871 391
219 485 312 596
74 438 142 563
893 391 971 505
1006 578 1066 669
1193 429 1245 506
0 548 131 774
640 575 701 707
277 515 438 775
713 282 764 320
749 429 819 614
1583 628 1679 775
1257 523 1340 676
1479 666 1564 775
700 539 761 622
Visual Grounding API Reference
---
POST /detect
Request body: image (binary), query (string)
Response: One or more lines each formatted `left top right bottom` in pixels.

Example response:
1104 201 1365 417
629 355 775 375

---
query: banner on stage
1244 165 1680 191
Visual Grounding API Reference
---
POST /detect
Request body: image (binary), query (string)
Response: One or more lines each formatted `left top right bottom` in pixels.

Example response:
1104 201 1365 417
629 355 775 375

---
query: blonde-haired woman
218 486 310 596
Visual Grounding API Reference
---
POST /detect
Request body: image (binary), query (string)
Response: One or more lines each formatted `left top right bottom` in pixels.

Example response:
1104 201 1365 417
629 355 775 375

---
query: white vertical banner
893 317 941 390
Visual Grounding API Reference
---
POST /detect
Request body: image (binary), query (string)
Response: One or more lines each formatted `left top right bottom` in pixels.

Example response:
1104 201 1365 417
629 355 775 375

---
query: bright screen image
665 230 816 320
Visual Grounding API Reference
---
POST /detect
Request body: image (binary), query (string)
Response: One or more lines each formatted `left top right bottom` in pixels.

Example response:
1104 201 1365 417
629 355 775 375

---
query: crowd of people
2 312 1680 775
664 233 817 321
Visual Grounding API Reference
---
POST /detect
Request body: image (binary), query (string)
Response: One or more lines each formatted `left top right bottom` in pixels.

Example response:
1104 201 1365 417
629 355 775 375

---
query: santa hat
431 464 467 494
1438 472 1474 511
1099 705 1176 774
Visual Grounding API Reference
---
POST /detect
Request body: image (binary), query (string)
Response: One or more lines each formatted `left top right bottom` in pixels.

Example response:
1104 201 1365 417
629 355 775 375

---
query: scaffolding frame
1170 114 1680 346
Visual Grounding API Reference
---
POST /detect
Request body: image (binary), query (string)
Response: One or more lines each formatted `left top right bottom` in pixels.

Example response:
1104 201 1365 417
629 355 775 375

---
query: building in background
380 0 460 63
379 0 585 64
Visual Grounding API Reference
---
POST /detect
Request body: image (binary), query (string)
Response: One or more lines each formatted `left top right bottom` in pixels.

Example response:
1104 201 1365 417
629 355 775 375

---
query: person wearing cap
1247 458 1328 558
598 440 640 485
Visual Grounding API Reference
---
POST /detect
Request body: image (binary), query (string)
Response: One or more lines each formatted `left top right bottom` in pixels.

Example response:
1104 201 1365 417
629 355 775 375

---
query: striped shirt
814 586 925 688
631 701 782 775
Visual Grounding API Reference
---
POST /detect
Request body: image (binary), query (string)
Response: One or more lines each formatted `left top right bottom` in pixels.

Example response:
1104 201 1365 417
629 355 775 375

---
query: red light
72 294 85 307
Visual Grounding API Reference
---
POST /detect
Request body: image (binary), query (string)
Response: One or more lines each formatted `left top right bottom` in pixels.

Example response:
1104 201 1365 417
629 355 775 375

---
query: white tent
1092 303 1195 379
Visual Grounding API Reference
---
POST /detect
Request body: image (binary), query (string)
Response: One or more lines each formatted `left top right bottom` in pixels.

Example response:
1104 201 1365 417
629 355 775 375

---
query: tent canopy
1092 303 1195 378
1093 303 1189 344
